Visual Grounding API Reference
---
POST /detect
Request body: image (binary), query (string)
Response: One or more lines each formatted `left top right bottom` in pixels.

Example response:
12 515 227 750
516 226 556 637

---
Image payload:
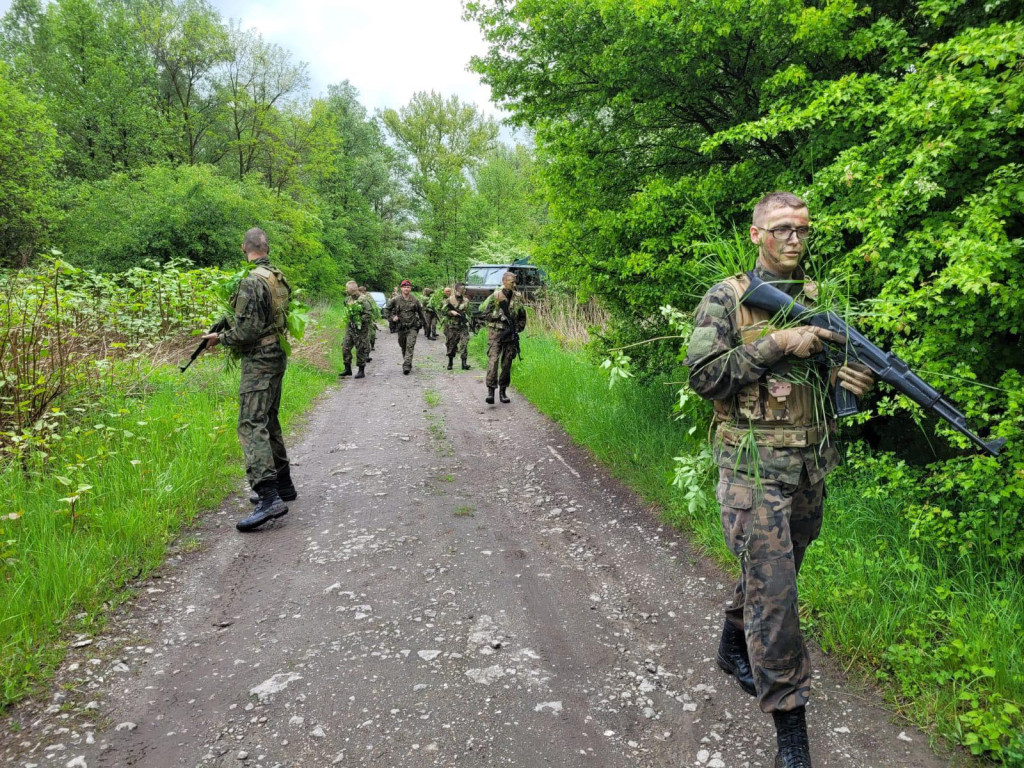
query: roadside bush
52 164 345 297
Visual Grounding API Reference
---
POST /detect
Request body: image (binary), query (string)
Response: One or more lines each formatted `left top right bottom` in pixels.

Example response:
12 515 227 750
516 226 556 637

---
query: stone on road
0 333 952 767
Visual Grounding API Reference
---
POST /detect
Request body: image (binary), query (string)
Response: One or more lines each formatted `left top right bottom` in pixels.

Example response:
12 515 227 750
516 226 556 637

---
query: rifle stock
740 273 1005 457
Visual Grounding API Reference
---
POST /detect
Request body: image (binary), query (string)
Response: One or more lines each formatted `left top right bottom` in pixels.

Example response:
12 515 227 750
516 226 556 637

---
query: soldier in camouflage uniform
422 287 439 340
444 282 472 371
358 286 379 352
340 281 374 379
479 272 526 404
203 228 295 532
386 279 426 374
684 192 874 768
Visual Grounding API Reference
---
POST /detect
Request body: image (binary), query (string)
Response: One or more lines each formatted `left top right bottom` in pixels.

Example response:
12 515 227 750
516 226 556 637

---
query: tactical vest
251 266 290 335
713 273 830 449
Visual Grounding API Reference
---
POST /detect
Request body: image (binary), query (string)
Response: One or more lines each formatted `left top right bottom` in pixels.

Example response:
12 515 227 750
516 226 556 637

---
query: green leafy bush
52 164 343 297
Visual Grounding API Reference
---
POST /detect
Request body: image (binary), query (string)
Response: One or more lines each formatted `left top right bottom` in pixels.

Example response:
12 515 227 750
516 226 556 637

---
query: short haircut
502 271 516 281
454 282 464 289
753 192 807 226
358 286 367 292
243 227 269 255
345 280 358 289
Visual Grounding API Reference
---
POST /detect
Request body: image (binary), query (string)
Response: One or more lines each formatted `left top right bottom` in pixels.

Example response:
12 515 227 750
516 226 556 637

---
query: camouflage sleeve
385 297 396 315
360 295 374 320
220 276 270 348
415 299 427 326
683 282 784 401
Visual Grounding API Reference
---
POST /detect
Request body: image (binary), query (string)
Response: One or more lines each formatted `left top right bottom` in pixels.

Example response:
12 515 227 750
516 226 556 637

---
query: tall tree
313 82 411 288
0 65 58 266
382 91 498 283
2 0 171 179
136 0 231 165
216 23 309 181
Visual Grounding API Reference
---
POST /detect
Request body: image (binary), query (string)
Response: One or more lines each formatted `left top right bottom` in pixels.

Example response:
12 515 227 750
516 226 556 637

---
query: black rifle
740 272 1005 457
497 293 523 359
180 317 229 373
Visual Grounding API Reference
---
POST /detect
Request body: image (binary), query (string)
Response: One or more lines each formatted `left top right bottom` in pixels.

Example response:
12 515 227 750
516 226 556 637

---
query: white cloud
213 0 500 116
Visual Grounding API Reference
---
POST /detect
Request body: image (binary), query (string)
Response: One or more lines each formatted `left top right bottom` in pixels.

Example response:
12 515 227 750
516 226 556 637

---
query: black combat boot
485 387 495 404
499 387 511 404
772 708 812 768
354 366 365 379
339 365 352 377
447 356 454 370
237 483 288 532
716 621 756 696
461 355 471 370
403 366 411 375
249 469 297 503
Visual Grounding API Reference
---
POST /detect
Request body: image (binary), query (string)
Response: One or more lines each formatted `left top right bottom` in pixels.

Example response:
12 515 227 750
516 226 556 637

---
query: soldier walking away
479 271 526 404
386 279 427 375
340 280 374 379
203 228 297 533
683 192 874 768
444 282 473 371
422 287 439 340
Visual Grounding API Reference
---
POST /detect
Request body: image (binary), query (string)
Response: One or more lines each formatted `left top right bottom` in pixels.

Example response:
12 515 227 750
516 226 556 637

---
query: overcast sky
0 0 502 117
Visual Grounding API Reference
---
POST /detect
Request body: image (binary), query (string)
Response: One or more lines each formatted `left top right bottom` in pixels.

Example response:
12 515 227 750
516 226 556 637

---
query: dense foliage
468 0 1024 760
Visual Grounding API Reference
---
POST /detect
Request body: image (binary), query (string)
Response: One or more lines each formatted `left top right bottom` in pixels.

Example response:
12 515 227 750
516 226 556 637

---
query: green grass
471 331 1024 765
1 307 343 710
424 388 441 407
453 505 475 518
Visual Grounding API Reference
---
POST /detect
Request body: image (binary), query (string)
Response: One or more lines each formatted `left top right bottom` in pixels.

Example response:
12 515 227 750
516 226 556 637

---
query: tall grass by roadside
470 330 1024 765
0 304 345 709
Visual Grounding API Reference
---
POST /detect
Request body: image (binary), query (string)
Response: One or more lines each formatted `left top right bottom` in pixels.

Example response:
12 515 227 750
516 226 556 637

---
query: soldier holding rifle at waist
202 227 295 533
683 192 875 768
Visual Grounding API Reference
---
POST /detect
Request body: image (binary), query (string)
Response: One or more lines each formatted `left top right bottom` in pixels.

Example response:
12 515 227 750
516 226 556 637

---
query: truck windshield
466 267 506 285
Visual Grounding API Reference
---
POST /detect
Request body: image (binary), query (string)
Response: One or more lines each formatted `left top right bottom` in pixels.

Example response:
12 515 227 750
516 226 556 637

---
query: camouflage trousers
238 349 289 492
446 324 470 360
397 325 419 370
368 322 377 350
424 312 438 338
486 331 518 388
718 464 824 713
342 323 371 368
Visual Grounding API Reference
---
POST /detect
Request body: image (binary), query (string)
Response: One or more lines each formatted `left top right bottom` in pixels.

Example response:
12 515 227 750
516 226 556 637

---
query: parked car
368 291 387 310
464 262 546 311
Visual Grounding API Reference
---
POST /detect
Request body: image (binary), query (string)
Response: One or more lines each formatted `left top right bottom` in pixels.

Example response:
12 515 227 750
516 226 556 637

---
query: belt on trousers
716 422 831 448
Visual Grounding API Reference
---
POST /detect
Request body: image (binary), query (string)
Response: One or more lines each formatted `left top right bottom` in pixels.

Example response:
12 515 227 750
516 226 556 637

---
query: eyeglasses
758 226 812 241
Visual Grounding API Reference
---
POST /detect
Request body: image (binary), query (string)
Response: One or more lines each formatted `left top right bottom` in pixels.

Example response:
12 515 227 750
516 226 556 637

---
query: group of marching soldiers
339 272 527 405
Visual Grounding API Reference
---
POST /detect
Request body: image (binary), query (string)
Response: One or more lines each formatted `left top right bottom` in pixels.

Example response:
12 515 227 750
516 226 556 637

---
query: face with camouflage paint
750 205 809 276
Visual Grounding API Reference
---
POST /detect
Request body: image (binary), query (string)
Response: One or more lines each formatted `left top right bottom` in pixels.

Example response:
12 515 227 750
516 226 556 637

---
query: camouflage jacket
346 293 375 328
220 257 287 352
684 263 839 484
386 294 426 330
445 295 471 327
480 288 527 334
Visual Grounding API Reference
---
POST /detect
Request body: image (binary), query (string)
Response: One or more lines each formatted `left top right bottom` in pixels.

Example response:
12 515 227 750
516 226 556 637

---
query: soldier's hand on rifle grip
833 362 874 398
771 326 844 359
202 332 221 350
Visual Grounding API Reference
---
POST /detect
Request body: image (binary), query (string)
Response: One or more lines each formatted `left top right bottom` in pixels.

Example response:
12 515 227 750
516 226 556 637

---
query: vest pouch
765 376 792 422
735 383 764 421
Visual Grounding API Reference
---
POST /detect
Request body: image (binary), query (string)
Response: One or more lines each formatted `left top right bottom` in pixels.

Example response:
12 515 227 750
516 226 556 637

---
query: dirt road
2 332 953 768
